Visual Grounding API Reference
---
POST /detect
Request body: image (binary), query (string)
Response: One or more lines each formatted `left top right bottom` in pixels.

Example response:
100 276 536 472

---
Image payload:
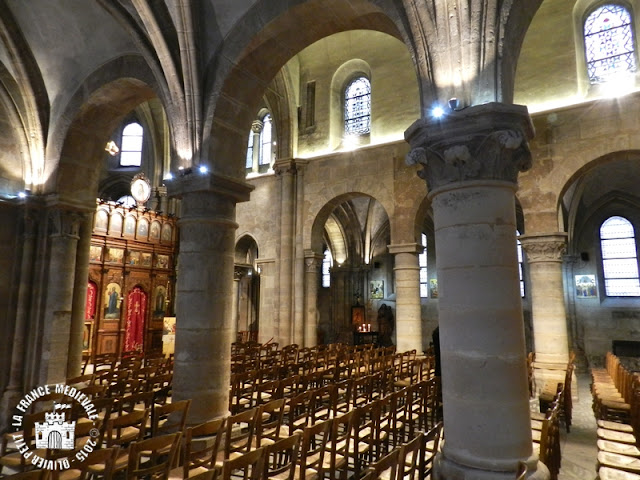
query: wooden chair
105 408 149 449
366 447 400 480
298 418 332 480
419 422 443 479
599 466 640 480
516 460 528 480
115 391 154 416
169 418 225 480
282 391 313 437
0 411 46 475
151 399 191 437
255 398 287 448
126 432 182 480
220 447 265 480
222 408 258 461
262 434 301 480
51 446 120 480
327 411 355 480
7 470 50 480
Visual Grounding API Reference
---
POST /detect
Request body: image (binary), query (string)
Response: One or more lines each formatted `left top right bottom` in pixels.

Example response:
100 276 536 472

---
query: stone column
294 161 308 345
519 234 570 390
388 243 423 353
231 267 243 343
405 103 546 479
250 121 263 174
256 259 275 344
304 251 323 347
274 159 297 345
39 207 82 385
68 213 92 376
167 173 253 424
0 214 36 431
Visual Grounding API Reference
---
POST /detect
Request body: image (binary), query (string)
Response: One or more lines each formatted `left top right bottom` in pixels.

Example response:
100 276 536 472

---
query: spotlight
432 106 445 118
17 191 27 199
164 173 173 180
199 165 208 174
448 97 460 110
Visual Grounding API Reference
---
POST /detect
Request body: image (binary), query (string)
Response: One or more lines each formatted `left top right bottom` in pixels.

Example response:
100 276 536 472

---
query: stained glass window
584 4 636 84
420 233 428 298
322 248 332 288
344 77 371 135
600 216 640 296
120 122 143 167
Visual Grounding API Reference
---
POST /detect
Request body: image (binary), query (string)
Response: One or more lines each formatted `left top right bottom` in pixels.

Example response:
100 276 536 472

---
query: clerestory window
600 216 640 296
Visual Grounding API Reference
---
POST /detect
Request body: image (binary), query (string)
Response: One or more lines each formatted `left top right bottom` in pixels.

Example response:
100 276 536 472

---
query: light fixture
105 141 119 156
164 173 173 180
199 165 208 174
448 97 460 110
432 106 445 118
17 191 27 199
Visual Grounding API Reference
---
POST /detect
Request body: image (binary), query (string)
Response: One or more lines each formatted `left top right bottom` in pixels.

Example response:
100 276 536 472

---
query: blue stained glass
344 77 371 135
584 5 636 84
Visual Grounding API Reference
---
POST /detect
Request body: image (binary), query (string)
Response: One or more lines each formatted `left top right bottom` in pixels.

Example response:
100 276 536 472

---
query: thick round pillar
405 103 547 479
39 208 82 384
519 234 570 390
168 173 253 424
388 243 422 353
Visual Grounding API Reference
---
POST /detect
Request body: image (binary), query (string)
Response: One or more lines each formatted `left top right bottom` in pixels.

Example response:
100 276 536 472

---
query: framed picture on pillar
575 274 597 298
370 280 384 299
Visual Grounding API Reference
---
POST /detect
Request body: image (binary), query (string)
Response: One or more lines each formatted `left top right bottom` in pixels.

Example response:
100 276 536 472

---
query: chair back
182 417 226 479
151 398 191 437
262 434 301 480
221 447 265 480
126 432 182 480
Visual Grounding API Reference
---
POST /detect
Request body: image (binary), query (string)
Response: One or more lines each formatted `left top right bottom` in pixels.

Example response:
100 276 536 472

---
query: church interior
1 0 640 479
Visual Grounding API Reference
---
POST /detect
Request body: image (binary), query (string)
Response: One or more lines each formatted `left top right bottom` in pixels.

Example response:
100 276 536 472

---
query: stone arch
308 192 391 258
201 0 411 179
235 234 260 265
47 55 165 208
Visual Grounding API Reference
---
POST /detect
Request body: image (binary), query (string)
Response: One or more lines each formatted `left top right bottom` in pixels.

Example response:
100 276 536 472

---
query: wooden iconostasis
84 202 178 359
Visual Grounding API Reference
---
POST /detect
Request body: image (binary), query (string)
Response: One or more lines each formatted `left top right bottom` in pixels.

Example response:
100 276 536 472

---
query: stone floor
537 372 599 480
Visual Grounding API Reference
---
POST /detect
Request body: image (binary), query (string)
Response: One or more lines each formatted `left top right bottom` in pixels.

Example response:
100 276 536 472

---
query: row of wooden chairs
531 394 562 480
592 352 639 424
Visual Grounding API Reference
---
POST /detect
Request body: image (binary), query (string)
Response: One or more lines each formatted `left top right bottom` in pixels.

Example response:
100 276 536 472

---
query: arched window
246 112 275 174
322 248 332 288
600 216 640 296
419 233 428 298
260 114 273 166
584 4 636 84
517 231 525 297
120 122 144 167
344 76 371 135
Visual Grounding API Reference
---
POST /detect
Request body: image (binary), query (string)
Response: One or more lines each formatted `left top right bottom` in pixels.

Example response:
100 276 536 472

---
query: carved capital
305 255 323 273
48 208 83 239
405 103 534 192
519 233 568 262
251 120 264 134
273 158 298 176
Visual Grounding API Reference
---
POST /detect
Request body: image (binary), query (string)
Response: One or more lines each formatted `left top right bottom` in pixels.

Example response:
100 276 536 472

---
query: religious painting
575 274 597 298
140 252 152 267
83 322 92 352
351 305 366 330
161 224 173 242
156 254 169 269
429 279 439 298
163 316 176 335
153 285 167 317
89 245 102 262
103 282 122 319
109 213 123 235
128 251 141 265
94 210 108 231
150 221 161 241
124 215 136 235
124 286 147 353
137 219 149 239
370 280 384 299
85 281 97 320
105 247 124 264
163 316 176 356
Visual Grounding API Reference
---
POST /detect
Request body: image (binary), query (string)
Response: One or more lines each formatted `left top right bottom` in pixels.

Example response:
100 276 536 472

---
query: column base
434 453 550 480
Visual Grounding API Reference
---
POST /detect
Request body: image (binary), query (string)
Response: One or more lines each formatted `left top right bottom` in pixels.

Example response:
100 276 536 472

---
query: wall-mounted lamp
448 97 460 110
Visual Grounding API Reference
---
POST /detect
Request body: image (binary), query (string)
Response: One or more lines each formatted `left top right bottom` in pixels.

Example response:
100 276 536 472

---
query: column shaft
168 173 253 425
304 252 323 347
388 244 422 353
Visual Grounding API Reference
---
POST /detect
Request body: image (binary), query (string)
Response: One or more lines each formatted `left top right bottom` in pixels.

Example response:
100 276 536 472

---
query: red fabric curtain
124 286 147 352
